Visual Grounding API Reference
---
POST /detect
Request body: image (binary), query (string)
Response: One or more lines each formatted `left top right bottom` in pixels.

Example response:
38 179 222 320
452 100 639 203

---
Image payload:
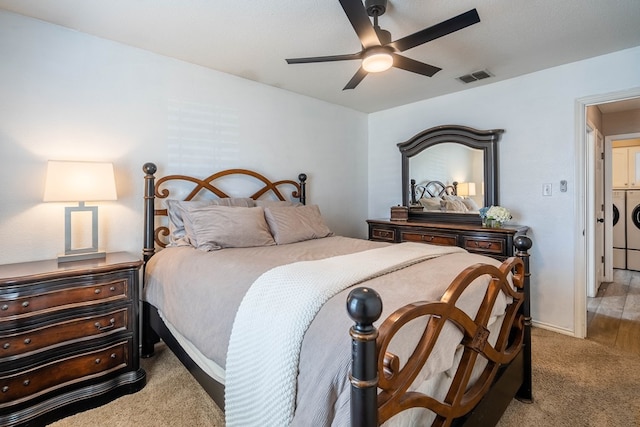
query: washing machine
613 190 626 269
626 190 640 270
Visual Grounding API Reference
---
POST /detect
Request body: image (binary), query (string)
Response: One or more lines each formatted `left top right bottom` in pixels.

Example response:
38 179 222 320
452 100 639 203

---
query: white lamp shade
458 182 477 197
43 160 117 202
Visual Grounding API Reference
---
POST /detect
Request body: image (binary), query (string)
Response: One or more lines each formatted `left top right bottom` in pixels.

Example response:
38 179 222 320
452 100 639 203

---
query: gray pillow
263 204 333 245
182 205 275 251
165 198 255 246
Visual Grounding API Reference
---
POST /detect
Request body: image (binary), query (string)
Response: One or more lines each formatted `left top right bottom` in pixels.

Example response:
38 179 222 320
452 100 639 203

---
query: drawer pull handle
94 289 101 294
474 242 493 249
2 386 8 393
1 305 7 311
378 231 390 237
23 338 31 345
2 343 9 350
95 318 116 331
110 286 116 292
422 235 435 242
95 358 101 364
22 379 30 387
110 353 117 359
21 301 29 308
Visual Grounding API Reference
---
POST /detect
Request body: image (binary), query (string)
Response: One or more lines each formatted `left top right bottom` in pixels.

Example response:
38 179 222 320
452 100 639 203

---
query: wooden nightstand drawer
0 340 130 407
0 252 145 425
0 308 129 359
463 236 505 255
371 227 396 242
401 231 457 246
0 278 128 321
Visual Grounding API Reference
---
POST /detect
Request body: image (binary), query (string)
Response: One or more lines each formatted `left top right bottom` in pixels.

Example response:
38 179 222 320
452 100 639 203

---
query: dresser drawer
463 236 505 255
370 227 396 242
0 308 129 359
0 340 130 407
401 230 457 246
0 278 128 320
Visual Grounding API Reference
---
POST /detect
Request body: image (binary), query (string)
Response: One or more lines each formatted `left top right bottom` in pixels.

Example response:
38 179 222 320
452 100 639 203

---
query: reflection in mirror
410 143 485 211
399 125 503 224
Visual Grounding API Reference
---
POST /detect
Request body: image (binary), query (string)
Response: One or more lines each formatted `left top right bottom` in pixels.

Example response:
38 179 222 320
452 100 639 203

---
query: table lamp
457 182 477 198
43 160 117 262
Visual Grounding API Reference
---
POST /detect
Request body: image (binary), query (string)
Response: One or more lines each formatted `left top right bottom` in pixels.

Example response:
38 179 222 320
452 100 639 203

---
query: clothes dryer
626 190 640 270
613 190 626 269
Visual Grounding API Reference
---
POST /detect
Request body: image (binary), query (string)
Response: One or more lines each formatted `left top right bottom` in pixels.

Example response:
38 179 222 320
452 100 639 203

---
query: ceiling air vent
457 69 492 84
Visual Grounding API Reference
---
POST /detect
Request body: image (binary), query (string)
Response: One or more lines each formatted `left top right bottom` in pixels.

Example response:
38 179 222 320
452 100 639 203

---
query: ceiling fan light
362 50 393 73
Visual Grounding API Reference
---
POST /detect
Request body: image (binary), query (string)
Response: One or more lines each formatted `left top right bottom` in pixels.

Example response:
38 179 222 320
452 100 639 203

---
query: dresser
367 219 528 261
0 252 146 427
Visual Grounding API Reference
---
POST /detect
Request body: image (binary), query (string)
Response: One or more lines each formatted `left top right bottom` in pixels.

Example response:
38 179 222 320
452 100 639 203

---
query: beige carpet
49 344 224 427
50 328 640 426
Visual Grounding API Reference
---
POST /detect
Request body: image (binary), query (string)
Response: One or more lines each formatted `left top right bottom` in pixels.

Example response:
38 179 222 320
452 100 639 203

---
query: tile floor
587 268 640 355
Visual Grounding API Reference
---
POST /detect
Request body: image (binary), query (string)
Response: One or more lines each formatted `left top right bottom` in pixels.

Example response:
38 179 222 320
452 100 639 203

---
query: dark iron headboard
142 162 307 261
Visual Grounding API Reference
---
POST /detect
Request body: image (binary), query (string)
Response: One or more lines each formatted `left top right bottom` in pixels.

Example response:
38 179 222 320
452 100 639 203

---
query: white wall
2 10 640 334
368 46 640 335
0 11 368 265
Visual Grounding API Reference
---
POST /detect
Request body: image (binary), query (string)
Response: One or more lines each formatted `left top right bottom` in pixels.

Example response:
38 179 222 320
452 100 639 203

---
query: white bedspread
224 243 465 427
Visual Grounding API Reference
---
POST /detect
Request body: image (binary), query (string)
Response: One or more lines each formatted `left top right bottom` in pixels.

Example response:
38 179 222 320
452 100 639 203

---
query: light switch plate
560 180 567 192
543 183 552 196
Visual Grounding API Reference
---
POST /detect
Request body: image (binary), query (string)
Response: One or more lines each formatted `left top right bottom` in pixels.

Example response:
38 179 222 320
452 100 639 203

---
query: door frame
575 88 640 339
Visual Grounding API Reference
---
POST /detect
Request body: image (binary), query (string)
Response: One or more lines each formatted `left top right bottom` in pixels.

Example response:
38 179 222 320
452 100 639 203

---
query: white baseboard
532 320 577 337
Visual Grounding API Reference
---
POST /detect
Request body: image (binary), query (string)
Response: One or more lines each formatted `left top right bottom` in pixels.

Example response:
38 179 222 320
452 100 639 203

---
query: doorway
576 89 640 339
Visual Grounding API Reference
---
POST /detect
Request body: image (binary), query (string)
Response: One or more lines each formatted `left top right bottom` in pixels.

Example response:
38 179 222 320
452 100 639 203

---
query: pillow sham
443 199 469 212
255 199 302 208
263 204 333 245
418 197 442 211
182 205 275 251
165 198 255 246
462 197 480 212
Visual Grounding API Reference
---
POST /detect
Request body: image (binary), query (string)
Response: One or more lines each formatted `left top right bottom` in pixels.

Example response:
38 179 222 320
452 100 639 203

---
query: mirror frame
398 124 504 224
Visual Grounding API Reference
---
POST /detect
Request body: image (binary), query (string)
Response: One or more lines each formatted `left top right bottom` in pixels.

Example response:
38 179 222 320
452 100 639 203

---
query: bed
140 163 533 426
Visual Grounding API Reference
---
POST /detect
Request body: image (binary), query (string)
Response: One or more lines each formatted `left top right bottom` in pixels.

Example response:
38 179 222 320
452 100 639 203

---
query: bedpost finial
347 287 382 327
514 235 533 252
298 173 307 182
143 162 157 175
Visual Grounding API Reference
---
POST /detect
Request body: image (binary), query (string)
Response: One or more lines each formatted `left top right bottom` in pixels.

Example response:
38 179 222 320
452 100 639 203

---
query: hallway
587 268 640 355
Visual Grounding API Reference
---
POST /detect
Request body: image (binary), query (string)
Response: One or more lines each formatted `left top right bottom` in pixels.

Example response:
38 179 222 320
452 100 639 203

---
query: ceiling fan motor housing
365 0 387 17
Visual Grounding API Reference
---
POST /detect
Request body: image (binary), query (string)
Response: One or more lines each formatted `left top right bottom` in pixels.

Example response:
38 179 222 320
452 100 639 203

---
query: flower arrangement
479 205 512 227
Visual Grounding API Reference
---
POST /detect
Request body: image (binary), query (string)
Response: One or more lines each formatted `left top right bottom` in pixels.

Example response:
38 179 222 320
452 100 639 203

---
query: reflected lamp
457 182 477 198
43 160 117 262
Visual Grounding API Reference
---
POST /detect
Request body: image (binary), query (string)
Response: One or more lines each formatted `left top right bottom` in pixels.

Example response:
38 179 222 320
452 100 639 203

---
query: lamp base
57 251 107 263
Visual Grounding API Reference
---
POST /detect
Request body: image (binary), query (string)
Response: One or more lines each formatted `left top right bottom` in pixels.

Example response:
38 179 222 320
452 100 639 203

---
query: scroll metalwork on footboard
347 235 533 427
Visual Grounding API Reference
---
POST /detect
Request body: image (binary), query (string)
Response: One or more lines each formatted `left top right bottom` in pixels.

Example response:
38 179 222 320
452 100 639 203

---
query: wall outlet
543 183 552 196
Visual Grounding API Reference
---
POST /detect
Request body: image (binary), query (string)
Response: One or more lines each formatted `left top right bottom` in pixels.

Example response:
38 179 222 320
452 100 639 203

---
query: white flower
485 206 512 222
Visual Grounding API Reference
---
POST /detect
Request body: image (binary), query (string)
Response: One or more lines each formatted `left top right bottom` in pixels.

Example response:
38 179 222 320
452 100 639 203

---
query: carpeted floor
50 328 640 426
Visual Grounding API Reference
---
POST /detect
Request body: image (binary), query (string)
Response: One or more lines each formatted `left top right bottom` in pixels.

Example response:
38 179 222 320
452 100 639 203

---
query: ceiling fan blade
389 9 480 52
286 52 362 64
392 54 441 77
339 0 381 49
343 67 368 90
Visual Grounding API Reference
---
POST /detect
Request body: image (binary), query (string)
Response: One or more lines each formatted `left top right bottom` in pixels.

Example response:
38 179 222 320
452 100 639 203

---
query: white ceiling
1 0 640 113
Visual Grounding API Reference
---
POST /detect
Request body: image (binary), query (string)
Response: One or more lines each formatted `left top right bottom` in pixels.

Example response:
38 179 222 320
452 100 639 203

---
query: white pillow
418 197 442 211
462 198 480 212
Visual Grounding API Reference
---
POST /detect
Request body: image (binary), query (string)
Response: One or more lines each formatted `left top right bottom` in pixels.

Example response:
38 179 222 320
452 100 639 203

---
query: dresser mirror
398 125 504 223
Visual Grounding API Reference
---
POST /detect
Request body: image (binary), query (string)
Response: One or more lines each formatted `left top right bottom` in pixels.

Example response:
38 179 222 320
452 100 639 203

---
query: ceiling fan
285 0 480 90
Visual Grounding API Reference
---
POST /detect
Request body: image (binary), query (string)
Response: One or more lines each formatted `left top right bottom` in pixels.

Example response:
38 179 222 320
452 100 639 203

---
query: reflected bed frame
139 163 533 427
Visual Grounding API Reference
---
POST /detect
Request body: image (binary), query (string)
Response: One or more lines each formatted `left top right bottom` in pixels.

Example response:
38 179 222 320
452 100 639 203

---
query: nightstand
0 252 146 427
